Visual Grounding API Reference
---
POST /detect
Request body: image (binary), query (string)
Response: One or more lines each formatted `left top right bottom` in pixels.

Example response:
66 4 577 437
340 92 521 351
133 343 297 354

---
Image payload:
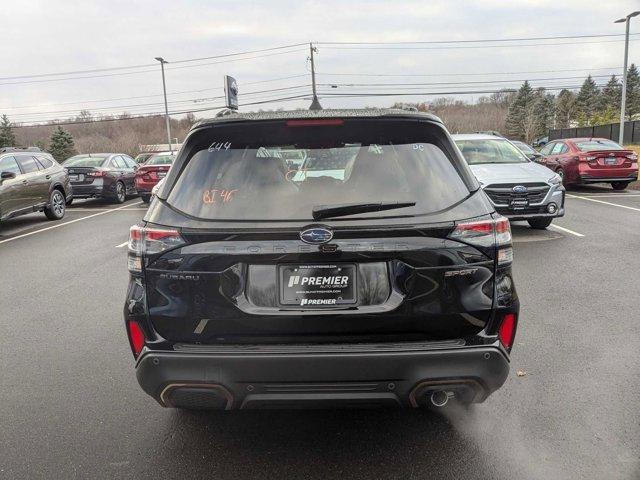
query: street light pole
155 57 173 154
615 11 639 145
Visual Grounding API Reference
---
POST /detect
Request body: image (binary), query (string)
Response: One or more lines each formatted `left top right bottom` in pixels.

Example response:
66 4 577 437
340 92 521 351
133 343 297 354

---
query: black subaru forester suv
124 109 519 410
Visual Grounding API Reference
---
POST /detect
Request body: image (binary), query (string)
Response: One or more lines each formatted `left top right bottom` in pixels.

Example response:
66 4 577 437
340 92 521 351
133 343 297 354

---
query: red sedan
539 138 638 190
134 152 175 203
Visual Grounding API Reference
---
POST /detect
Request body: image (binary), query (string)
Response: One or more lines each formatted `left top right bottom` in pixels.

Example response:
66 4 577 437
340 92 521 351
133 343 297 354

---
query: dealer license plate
279 264 357 307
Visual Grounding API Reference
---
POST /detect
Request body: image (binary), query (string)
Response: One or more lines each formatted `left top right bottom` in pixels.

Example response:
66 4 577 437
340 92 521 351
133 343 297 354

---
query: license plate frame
605 156 617 165
69 174 79 182
509 198 529 210
278 263 357 307
157 171 166 178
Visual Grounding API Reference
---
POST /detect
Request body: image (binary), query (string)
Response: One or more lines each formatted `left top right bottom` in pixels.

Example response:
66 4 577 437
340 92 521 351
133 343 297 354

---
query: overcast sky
1 0 638 124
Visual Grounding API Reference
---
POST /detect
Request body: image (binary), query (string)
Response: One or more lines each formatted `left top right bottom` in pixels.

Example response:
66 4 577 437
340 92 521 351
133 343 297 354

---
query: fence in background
548 120 640 144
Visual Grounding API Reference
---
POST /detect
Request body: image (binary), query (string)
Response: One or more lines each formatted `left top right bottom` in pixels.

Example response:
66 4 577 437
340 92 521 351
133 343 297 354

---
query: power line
319 38 640 52
0 43 308 82
316 67 622 78
3 33 633 84
6 85 312 118
2 74 310 111
316 84 609 98
315 32 639 45
0 48 306 86
12 93 313 127
318 74 615 88
168 43 308 64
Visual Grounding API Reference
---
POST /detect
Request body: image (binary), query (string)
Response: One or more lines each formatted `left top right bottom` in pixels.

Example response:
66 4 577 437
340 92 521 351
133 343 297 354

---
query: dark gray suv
0 148 72 223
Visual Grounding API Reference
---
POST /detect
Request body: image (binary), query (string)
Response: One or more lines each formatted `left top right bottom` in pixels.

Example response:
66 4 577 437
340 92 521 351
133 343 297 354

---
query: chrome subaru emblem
512 185 527 194
300 226 333 244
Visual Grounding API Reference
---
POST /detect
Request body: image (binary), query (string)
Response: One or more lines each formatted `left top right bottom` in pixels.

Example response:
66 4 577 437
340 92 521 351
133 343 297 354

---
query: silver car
452 134 565 229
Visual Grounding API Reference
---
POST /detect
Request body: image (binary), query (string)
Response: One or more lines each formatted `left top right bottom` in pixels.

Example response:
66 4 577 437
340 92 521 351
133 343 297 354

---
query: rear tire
528 218 553 230
556 168 566 186
44 189 66 220
611 181 629 191
140 194 151 204
113 181 126 204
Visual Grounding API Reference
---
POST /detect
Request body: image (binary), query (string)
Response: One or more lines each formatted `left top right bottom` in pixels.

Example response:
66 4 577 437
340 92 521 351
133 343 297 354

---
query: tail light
626 153 638 161
449 216 512 264
88 170 106 177
127 320 146 358
128 225 185 273
498 313 517 351
451 217 513 264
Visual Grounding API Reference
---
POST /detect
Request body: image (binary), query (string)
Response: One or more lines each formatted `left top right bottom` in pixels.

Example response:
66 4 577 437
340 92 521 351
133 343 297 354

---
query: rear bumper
135 341 510 409
577 173 638 184
70 184 109 198
135 179 157 192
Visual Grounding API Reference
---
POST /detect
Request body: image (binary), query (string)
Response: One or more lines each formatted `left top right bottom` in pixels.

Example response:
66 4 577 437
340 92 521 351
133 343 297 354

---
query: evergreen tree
532 90 555 135
624 63 640 120
600 75 621 113
505 81 535 140
0 114 16 148
575 75 601 125
48 126 76 161
505 82 554 142
555 89 577 129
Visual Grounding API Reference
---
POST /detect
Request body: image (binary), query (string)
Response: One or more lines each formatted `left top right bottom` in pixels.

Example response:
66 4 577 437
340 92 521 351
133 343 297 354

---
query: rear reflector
286 119 344 127
498 247 513 265
498 313 517 350
127 321 146 357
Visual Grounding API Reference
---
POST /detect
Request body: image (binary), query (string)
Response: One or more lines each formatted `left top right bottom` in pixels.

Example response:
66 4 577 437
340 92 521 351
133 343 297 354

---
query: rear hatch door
143 117 495 344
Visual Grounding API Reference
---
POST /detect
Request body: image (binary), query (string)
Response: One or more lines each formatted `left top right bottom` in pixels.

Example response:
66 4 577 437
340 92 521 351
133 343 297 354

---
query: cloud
1 0 637 121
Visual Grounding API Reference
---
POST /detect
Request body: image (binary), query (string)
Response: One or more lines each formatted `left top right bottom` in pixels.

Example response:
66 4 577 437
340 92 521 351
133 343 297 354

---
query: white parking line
115 241 129 248
548 224 585 237
0 202 142 246
578 194 640 198
567 194 640 212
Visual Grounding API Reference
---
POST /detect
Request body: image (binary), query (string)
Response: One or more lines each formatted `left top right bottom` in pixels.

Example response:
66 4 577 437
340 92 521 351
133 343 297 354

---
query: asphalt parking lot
1 188 638 480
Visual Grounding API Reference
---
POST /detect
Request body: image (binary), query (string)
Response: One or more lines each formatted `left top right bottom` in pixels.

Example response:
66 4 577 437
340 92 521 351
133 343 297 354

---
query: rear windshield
64 156 107 167
455 139 528 165
575 139 622 152
166 120 470 221
147 155 174 165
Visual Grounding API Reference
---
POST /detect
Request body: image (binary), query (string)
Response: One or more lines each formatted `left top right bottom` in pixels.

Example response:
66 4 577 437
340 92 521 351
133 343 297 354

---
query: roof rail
475 130 504 137
0 146 42 153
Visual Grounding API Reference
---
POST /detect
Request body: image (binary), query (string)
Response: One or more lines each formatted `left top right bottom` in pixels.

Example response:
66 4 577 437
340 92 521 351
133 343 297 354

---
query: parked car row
0 148 175 224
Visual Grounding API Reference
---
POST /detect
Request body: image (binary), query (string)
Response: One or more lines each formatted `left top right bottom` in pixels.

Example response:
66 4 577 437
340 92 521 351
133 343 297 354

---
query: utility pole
615 11 639 145
309 43 322 110
155 57 173 154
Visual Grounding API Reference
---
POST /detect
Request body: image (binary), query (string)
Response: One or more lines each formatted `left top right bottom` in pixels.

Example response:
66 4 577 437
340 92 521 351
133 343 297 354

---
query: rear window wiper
312 201 416 220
